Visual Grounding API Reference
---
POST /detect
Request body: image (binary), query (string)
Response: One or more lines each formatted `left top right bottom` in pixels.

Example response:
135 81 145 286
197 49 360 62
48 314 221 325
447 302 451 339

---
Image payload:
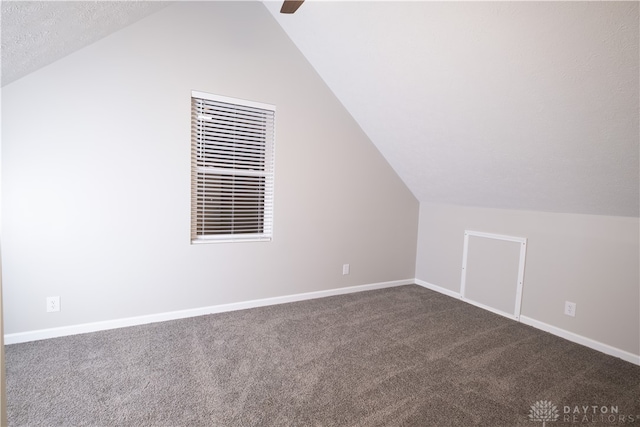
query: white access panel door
460 231 527 320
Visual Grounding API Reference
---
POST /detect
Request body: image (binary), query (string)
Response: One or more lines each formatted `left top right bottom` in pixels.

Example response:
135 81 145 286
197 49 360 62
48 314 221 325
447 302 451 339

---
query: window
191 91 275 243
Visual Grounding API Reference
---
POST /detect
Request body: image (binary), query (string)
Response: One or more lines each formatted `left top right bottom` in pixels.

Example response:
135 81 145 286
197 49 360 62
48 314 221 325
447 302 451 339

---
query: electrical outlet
47 296 60 313
564 301 576 317
342 264 350 275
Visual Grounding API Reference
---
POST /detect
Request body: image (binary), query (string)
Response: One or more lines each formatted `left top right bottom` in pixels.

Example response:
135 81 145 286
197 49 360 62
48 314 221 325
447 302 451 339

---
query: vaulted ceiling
2 1 638 217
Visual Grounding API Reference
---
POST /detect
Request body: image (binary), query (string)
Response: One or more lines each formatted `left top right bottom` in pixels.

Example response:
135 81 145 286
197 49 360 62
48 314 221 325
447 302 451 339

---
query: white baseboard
416 280 521 320
414 279 461 299
414 278 639 366
4 279 414 345
519 316 640 366
8 278 639 366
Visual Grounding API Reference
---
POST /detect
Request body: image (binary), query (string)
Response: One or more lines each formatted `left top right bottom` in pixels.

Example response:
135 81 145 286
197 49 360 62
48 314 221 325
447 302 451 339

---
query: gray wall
416 203 640 356
1 2 418 334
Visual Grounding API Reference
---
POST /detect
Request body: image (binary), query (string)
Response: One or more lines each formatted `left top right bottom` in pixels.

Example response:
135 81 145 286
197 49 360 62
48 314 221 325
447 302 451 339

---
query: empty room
1 1 638 426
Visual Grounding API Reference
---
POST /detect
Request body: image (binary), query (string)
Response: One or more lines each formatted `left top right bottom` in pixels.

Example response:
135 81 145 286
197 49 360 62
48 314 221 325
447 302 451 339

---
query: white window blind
191 91 275 243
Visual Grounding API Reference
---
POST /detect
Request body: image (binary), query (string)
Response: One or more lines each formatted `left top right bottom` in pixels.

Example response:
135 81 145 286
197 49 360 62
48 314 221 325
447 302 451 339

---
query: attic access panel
460 231 527 321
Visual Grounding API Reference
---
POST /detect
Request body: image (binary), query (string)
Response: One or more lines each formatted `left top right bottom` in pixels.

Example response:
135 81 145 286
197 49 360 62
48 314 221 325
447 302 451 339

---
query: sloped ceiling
264 1 639 218
2 1 639 217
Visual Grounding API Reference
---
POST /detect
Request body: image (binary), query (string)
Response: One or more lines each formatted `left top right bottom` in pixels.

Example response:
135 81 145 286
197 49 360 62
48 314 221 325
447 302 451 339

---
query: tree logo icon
529 400 559 426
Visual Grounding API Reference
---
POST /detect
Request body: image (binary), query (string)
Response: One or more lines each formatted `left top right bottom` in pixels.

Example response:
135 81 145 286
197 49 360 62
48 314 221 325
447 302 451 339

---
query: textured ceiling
2 1 638 217
1 1 172 86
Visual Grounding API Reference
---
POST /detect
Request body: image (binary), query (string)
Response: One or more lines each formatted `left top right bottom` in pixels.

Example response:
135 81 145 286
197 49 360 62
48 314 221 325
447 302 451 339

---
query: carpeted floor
6 285 640 426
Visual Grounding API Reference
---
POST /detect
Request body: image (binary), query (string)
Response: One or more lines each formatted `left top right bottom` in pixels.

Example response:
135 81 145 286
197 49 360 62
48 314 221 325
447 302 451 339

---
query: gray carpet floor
6 285 640 426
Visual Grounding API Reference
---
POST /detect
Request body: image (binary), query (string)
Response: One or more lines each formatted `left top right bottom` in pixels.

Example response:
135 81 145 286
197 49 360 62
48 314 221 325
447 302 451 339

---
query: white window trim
190 91 276 244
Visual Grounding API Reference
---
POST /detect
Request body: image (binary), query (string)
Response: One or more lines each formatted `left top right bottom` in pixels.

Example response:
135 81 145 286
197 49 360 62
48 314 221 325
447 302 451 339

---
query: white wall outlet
342 264 350 275
564 301 576 317
47 296 60 313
